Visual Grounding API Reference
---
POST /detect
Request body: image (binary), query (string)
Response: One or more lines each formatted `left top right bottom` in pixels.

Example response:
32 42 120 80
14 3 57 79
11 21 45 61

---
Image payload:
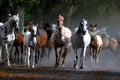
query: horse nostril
82 31 86 35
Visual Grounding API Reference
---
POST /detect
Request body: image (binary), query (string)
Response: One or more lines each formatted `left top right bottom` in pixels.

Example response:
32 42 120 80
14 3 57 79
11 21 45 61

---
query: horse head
78 18 88 35
13 14 20 31
31 24 38 37
48 24 57 40
89 24 97 32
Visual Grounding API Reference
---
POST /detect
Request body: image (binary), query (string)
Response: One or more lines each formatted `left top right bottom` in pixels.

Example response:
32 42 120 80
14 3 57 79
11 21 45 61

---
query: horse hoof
32 65 35 68
55 63 59 68
80 65 84 69
74 64 78 69
7 63 11 67
61 64 64 68
27 65 30 68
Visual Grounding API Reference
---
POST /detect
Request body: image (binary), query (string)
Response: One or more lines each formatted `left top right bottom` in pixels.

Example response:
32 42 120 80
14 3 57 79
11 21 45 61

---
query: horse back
36 29 48 46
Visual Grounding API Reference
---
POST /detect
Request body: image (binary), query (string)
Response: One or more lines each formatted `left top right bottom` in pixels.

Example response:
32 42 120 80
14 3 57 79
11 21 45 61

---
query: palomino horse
23 24 48 68
71 18 91 69
0 14 20 66
10 31 24 63
89 24 103 63
89 25 118 52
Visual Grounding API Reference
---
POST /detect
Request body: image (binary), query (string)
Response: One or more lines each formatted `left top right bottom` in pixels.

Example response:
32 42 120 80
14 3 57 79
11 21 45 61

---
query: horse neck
56 27 62 39
4 18 14 35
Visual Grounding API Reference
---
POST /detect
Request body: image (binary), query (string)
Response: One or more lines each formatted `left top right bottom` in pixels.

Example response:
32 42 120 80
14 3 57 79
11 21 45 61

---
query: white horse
23 24 38 68
0 14 20 66
71 18 91 69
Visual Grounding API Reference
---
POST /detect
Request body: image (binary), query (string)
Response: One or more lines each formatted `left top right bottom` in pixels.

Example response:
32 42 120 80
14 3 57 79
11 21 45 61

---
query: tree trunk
64 7 73 28
18 7 24 33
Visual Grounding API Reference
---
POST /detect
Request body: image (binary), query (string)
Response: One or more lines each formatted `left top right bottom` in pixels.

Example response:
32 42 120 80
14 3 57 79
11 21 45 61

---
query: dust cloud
37 45 120 72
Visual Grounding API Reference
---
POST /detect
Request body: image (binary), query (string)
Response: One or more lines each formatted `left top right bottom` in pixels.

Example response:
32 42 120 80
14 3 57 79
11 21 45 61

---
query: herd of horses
0 14 119 69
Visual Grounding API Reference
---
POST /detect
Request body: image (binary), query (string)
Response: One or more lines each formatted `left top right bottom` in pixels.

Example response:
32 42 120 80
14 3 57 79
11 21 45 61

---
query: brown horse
10 31 24 63
42 23 56 60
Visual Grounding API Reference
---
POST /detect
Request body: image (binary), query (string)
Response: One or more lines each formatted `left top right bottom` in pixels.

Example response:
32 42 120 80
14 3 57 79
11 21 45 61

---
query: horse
71 18 91 69
42 23 56 60
52 24 72 68
0 14 20 67
89 25 118 52
89 24 103 63
23 23 48 68
10 31 24 63
102 37 118 52
116 32 120 44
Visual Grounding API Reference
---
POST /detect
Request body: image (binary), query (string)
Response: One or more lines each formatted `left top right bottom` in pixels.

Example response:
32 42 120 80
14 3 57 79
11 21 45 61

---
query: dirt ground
0 45 120 80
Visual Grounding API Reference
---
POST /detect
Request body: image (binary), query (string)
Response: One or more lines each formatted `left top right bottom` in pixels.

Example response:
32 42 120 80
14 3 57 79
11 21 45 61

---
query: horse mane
77 23 82 34
3 17 15 34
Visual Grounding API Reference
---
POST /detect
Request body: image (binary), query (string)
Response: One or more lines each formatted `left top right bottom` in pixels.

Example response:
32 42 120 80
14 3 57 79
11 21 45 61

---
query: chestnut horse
10 31 24 63
42 23 56 60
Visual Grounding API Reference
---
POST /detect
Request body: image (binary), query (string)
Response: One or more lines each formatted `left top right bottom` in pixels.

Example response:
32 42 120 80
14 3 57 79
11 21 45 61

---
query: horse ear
89 24 92 27
95 24 97 27
16 14 19 17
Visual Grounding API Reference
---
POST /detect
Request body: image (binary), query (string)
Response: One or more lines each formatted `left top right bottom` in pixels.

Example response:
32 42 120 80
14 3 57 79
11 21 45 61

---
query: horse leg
80 46 87 69
32 47 36 68
47 45 52 60
55 47 60 67
26 47 30 67
95 45 102 63
5 44 10 67
9 45 14 63
41 46 46 58
0 46 2 61
36 46 41 63
73 48 79 69
15 46 19 63
61 47 69 68
89 46 93 63
23 46 27 65
20 45 23 63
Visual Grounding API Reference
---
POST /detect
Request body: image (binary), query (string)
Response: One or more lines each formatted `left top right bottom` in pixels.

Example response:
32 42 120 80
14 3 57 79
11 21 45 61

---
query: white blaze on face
13 14 20 29
82 19 88 31
32 25 37 36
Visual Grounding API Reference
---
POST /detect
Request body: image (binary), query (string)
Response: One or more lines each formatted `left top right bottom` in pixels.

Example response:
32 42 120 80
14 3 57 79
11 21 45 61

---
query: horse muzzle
82 31 86 35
